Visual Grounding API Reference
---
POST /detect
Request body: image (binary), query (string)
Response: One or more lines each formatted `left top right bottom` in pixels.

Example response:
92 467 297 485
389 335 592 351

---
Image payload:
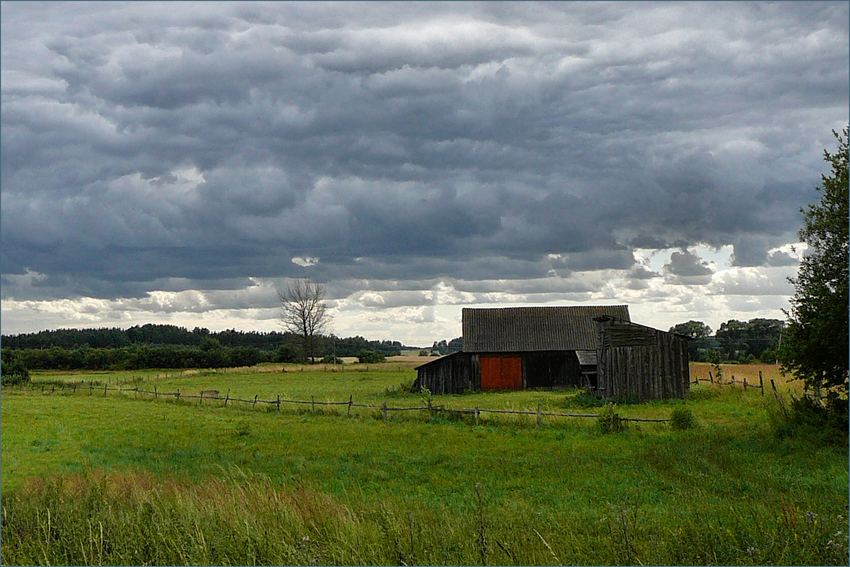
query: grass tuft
670 408 697 430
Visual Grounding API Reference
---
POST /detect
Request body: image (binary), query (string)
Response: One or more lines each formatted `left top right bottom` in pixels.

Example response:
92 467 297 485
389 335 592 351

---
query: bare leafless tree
278 279 330 363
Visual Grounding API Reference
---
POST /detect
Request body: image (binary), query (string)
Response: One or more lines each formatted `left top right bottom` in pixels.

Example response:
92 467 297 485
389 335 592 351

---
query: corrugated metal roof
462 305 630 352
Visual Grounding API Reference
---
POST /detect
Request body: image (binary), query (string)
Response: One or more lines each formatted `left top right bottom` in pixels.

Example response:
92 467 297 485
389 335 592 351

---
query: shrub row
1 345 273 371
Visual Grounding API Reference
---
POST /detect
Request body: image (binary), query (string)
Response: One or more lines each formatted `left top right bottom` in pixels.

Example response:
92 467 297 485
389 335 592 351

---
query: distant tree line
668 318 785 363
431 337 463 355
1 324 406 370
2 344 270 371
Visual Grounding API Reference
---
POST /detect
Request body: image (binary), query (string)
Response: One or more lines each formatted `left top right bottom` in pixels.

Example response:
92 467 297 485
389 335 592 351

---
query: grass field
3 363 847 565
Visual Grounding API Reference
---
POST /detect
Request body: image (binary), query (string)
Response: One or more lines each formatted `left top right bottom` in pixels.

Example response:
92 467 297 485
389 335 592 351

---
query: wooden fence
690 369 825 405
11 381 672 427
692 369 768 395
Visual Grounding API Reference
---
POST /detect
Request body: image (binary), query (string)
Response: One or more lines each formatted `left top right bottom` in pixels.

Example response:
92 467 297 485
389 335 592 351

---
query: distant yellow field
690 362 804 393
386 354 432 363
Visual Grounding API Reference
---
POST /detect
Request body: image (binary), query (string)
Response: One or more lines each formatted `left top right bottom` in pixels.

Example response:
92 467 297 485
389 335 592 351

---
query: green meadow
2 363 847 565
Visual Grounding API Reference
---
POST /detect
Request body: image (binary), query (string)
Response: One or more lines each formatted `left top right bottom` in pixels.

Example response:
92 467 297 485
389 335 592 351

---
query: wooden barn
413 305 690 400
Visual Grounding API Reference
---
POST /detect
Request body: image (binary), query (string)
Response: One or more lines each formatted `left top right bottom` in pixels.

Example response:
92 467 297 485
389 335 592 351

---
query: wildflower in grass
805 511 817 524
746 546 756 557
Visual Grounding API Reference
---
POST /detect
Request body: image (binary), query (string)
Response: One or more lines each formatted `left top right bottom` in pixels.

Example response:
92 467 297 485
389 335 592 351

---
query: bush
670 407 697 430
357 350 385 364
383 380 414 397
770 392 848 444
2 359 30 386
273 345 299 363
567 391 640 408
321 354 344 364
567 391 605 407
597 403 625 434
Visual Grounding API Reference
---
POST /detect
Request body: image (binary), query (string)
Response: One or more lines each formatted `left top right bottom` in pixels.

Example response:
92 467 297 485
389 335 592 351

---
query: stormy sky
1 2 847 345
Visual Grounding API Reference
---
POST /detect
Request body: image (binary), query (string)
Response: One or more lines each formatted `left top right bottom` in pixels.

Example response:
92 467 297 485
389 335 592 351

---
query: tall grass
2 469 847 566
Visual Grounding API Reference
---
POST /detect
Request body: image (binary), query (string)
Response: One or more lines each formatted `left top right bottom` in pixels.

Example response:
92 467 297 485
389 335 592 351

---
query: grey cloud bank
1 2 847 342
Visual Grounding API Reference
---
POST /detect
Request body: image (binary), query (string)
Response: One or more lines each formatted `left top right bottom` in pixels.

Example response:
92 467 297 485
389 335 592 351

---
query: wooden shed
413 305 690 400
594 316 691 400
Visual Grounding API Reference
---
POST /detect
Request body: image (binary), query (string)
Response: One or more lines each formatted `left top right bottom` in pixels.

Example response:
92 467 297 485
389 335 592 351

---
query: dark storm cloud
766 250 800 267
663 249 714 285
1 2 847 304
664 250 713 277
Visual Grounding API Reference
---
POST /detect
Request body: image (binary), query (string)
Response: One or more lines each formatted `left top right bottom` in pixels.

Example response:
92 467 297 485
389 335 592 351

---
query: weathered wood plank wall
413 353 480 394
595 318 690 400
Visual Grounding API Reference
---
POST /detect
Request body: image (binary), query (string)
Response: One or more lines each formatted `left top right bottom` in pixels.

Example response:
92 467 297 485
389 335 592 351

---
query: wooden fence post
154 385 158 399
382 401 388 421
103 383 107 396
743 378 748 391
51 384 55 394
474 407 479 426
709 370 714 383
252 395 258 409
176 389 181 401
311 395 315 413
73 383 77 394
770 379 781 402
89 382 93 395
277 394 281 411
759 371 764 395
224 390 230 407
347 394 353 417
536 400 542 428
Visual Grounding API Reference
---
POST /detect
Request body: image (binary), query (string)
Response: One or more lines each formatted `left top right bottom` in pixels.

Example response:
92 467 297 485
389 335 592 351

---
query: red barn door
480 355 523 390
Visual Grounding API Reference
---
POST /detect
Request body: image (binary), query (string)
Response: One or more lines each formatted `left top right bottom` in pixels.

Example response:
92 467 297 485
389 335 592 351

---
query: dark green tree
780 126 848 393
669 321 712 339
2 358 30 386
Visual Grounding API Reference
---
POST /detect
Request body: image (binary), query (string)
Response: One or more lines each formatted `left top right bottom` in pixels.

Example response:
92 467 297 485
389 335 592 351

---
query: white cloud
291 256 320 267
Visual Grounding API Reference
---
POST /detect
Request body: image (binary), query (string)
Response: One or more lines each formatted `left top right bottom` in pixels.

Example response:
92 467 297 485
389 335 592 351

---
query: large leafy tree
669 321 712 339
780 127 848 393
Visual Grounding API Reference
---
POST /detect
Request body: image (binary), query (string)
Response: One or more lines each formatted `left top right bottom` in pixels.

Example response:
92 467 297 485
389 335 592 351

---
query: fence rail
10 381 673 426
